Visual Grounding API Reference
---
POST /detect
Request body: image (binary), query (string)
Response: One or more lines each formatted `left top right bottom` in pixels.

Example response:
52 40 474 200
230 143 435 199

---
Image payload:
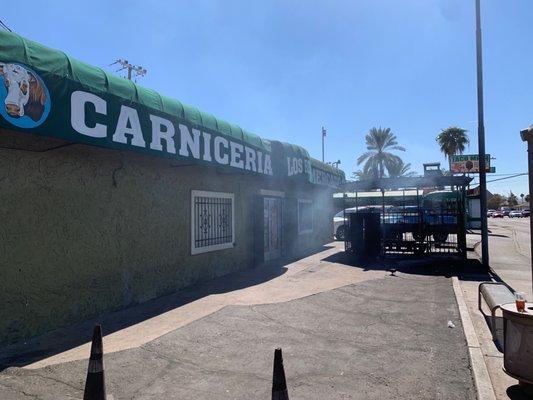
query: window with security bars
191 190 235 255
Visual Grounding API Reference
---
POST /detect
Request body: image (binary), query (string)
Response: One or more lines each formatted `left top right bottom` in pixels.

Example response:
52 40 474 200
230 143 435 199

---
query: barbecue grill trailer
0 31 344 345
337 175 472 258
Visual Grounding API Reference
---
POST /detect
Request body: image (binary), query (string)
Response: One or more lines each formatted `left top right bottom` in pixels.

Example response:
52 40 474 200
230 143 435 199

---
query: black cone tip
90 324 103 357
272 348 287 392
84 324 106 400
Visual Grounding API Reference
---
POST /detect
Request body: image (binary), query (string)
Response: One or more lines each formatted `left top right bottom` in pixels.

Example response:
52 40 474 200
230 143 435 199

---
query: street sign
450 154 491 173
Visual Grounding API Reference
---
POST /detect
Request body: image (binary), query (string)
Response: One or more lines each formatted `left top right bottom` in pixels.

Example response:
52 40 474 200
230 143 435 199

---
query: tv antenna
110 59 147 82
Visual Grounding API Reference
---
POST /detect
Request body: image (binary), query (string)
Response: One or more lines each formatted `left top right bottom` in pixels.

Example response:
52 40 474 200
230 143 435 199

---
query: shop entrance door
263 197 282 261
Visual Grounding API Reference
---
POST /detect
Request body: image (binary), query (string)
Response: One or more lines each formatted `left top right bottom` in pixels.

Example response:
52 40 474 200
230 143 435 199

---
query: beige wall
0 131 335 345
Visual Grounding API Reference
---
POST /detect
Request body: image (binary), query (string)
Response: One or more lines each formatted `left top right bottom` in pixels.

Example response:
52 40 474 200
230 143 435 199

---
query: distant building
516 202 530 210
423 162 443 178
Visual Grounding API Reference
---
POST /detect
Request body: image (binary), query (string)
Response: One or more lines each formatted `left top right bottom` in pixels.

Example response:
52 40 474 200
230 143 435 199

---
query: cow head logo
0 62 50 128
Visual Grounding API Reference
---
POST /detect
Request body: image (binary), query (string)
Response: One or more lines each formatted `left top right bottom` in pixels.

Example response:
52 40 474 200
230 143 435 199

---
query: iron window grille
191 190 235 255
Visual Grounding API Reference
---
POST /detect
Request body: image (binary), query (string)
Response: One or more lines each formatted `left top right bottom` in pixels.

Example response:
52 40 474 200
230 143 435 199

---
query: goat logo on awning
0 62 50 128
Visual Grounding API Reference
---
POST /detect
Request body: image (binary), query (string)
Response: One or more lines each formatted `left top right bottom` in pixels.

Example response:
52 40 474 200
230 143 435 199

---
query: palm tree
357 127 406 179
386 157 416 178
351 165 378 181
436 127 469 159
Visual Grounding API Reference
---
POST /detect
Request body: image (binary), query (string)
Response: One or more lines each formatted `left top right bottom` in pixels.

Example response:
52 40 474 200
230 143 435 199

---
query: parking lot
0 243 478 400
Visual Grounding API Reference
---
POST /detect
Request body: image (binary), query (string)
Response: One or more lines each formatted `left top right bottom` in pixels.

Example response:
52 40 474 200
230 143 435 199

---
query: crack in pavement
139 344 270 383
0 368 83 400
0 380 44 400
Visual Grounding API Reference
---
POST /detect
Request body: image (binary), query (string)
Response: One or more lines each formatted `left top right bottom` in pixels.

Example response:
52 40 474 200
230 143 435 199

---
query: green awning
0 30 344 187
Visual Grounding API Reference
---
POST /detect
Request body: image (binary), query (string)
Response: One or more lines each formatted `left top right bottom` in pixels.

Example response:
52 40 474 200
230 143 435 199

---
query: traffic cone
272 348 289 400
83 324 106 400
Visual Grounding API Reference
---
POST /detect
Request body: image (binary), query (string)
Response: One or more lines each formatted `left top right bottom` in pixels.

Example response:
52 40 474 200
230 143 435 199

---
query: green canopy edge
0 30 344 183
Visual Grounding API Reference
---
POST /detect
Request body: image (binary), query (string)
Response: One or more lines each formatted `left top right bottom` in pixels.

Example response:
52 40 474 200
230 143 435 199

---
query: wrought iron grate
193 195 233 248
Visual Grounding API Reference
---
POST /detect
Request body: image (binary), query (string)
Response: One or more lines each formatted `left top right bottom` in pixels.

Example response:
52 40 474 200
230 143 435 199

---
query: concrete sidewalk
467 220 532 298
0 243 477 399
0 243 387 369
462 221 533 399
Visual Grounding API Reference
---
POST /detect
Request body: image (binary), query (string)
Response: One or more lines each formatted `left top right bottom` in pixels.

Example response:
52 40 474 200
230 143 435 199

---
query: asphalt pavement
0 244 477 399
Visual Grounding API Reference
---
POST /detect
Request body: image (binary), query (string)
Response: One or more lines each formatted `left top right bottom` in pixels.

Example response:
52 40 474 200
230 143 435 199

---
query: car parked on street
523 209 530 217
492 211 504 218
487 209 496 217
509 210 523 218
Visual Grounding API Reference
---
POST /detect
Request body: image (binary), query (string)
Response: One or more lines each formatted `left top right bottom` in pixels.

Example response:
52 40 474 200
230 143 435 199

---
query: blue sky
3 0 532 196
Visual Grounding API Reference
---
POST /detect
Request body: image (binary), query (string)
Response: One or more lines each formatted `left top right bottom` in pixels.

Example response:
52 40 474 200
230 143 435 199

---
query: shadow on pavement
467 229 509 238
321 251 493 282
0 245 334 371
507 385 533 400
475 311 505 352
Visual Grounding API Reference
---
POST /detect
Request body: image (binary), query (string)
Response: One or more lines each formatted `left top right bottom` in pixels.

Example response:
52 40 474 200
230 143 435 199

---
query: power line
470 172 528 185
485 172 528 177
0 18 12 32
487 173 528 183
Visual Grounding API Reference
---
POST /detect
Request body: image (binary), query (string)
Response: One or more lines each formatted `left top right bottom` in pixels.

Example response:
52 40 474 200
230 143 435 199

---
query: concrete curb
452 276 496 400
470 238 518 293
473 240 482 256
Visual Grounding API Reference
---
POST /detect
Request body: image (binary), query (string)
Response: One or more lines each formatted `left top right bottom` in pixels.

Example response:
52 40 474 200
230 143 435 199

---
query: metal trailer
341 175 472 258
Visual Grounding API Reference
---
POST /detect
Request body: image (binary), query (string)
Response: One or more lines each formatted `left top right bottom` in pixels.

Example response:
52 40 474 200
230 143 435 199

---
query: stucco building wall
0 132 335 345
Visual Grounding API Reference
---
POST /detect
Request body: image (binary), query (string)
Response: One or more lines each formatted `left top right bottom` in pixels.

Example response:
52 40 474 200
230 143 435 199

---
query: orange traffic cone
83 324 106 400
272 348 289 400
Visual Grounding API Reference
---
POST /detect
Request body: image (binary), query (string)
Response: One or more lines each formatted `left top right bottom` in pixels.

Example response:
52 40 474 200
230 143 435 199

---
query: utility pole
475 0 489 267
520 125 533 298
321 126 326 162
110 59 147 81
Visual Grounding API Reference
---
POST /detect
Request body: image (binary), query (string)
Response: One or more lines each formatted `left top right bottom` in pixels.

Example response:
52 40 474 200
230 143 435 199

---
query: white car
509 210 523 218
333 208 357 240
333 206 389 240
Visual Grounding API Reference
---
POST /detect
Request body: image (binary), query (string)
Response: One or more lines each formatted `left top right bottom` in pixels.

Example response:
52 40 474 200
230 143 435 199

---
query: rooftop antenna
109 59 147 82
